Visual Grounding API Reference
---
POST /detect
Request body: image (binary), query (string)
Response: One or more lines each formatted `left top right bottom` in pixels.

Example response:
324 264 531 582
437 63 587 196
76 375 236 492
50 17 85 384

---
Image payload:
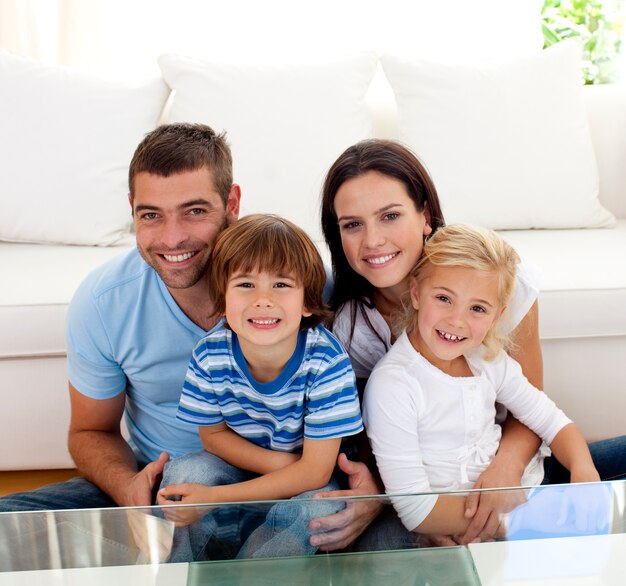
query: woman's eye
340 221 361 231
383 212 400 221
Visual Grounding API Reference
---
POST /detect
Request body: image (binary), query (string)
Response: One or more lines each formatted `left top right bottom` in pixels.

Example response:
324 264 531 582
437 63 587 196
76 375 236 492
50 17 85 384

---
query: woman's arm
200 423 299 474
462 301 543 543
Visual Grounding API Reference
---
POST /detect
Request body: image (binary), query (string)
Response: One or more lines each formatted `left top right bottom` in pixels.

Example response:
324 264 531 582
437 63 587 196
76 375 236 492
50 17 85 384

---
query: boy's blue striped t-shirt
177 325 363 452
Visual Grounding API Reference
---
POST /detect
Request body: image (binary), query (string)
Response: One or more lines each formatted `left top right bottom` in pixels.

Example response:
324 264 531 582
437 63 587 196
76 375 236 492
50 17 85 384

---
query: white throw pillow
382 40 616 230
0 50 168 245
158 53 378 243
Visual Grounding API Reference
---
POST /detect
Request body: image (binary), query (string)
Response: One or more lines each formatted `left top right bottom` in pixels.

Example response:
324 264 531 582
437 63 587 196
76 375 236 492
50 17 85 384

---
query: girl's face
334 171 432 295
409 264 505 371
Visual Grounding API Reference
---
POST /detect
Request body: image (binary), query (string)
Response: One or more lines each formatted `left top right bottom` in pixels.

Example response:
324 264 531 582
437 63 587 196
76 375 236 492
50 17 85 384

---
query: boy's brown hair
209 214 330 329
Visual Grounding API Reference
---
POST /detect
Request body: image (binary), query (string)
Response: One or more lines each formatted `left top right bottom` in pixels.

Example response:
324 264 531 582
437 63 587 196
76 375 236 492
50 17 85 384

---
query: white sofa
1 46 625 471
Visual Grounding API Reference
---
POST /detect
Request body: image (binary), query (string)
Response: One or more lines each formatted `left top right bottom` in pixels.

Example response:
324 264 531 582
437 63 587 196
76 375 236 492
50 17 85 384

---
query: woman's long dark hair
321 139 445 348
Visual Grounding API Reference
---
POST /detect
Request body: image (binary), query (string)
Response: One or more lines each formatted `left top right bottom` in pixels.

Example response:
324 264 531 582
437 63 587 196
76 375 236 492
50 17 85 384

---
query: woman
309 139 625 550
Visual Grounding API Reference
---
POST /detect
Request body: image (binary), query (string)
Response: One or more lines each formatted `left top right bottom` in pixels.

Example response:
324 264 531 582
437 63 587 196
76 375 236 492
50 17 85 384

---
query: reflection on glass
0 480 623 582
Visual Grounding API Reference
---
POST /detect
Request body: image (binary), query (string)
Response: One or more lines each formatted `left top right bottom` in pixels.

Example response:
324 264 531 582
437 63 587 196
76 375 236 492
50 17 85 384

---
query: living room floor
0 469 77 497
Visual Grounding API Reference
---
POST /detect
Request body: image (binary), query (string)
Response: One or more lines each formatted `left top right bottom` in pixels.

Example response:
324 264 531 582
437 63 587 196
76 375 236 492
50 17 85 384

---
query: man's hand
308 453 383 551
460 460 526 544
121 452 170 507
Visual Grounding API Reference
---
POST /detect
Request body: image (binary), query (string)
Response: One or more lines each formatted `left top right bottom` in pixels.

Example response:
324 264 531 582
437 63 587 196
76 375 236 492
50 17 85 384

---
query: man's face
131 167 240 290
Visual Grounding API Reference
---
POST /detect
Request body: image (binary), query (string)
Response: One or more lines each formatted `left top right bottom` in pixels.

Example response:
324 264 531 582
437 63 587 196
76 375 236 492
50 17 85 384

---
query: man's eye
189 208 206 216
141 212 158 220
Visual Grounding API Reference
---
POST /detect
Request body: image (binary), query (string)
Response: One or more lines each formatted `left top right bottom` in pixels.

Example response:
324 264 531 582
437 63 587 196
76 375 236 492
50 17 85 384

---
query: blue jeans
159 450 344 561
543 435 626 484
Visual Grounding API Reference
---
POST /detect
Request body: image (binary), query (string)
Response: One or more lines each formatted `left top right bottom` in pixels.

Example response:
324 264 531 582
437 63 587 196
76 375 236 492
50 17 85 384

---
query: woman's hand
460 457 527 544
308 453 383 551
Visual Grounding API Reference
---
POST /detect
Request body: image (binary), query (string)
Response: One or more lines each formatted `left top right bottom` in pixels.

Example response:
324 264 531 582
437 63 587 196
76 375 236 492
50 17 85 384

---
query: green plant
542 0 624 83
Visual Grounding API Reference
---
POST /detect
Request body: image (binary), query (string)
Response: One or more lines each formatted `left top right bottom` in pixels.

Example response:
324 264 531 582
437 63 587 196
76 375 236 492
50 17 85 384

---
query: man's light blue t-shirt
66 248 220 463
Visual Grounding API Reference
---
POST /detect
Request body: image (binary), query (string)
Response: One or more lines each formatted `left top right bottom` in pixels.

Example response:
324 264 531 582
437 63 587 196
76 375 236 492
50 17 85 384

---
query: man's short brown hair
209 214 330 330
128 123 233 203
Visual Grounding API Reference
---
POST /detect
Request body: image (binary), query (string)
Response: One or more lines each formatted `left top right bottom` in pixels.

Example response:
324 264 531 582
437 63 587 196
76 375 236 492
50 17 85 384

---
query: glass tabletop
0 480 624 585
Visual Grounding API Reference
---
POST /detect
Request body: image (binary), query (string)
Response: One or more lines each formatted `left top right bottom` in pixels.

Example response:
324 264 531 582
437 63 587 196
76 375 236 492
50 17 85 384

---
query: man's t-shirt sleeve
66 276 126 399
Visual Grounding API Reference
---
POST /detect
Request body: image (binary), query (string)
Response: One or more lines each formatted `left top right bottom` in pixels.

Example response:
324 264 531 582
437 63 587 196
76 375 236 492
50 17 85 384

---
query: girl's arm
463 301 542 542
200 422 299 474
549 424 600 483
158 437 341 505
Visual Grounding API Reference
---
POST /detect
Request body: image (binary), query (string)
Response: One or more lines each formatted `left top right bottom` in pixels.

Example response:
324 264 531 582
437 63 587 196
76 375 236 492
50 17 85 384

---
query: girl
362 224 599 537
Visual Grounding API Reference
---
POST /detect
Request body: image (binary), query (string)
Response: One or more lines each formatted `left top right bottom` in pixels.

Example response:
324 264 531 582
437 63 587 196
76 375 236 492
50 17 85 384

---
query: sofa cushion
0 50 168 246
382 40 616 231
158 52 378 244
0 243 133 358
499 220 626 340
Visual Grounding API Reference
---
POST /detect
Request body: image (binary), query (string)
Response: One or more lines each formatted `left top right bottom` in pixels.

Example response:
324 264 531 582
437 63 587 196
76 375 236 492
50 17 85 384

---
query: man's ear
128 193 134 215
226 184 241 224
409 276 420 311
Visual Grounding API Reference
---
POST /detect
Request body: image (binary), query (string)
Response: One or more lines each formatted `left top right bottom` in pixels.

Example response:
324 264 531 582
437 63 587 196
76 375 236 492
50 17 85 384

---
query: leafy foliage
542 0 624 83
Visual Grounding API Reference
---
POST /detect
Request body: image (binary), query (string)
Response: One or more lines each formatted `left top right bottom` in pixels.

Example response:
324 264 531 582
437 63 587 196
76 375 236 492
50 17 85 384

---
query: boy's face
409 264 504 370
224 268 312 360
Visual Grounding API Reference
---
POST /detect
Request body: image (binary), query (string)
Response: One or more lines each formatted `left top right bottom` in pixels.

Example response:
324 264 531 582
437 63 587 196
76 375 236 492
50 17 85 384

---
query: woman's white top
332 258 539 380
362 332 570 531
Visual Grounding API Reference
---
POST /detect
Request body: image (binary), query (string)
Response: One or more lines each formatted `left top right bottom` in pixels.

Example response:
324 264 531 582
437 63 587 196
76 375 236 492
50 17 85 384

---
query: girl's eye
471 305 486 314
436 295 451 303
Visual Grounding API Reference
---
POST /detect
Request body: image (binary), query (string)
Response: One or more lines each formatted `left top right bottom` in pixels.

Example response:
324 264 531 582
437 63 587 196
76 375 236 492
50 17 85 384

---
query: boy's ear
409 277 420 310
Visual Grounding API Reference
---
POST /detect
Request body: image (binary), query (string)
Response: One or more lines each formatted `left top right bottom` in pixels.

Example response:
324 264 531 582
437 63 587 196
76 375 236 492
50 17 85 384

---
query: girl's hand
156 483 216 527
308 454 383 551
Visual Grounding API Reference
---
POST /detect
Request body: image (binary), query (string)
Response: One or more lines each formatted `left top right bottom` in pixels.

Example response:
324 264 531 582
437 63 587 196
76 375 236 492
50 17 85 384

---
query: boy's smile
225 269 312 381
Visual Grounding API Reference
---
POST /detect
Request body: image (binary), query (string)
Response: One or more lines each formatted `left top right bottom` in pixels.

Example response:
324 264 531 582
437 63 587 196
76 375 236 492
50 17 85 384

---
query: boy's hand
157 483 216 527
308 453 383 551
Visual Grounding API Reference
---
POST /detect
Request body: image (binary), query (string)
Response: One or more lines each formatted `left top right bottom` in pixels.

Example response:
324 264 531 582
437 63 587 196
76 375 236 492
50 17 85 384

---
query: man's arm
68 383 168 507
200 423 299 474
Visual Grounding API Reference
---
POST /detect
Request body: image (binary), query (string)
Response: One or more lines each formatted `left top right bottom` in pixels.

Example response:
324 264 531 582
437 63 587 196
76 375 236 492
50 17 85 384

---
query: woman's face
334 170 431 294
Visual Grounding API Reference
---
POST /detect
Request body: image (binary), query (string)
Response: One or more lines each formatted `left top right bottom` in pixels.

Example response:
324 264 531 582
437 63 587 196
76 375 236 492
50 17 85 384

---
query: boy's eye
274 281 292 289
235 282 254 288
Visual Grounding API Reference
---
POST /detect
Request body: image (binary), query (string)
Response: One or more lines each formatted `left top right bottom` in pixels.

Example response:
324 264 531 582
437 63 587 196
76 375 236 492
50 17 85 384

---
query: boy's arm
549 423 600 483
159 437 341 504
200 423 299 474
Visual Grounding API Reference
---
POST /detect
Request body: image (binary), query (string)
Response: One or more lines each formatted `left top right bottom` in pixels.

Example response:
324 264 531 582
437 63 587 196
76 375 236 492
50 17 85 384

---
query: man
1 123 240 511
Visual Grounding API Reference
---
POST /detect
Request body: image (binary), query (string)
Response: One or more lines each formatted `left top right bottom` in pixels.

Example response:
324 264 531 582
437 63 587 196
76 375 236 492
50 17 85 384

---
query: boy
158 214 363 559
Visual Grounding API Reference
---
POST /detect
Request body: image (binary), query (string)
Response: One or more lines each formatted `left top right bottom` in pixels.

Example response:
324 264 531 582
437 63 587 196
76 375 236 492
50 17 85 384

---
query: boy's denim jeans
159 450 344 562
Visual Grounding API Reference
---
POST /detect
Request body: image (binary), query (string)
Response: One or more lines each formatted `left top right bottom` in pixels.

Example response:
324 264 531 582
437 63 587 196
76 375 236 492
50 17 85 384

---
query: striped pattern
177 325 362 452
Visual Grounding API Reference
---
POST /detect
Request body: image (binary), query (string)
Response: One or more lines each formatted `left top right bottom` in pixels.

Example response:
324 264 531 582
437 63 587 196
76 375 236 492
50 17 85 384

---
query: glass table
0 480 624 585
